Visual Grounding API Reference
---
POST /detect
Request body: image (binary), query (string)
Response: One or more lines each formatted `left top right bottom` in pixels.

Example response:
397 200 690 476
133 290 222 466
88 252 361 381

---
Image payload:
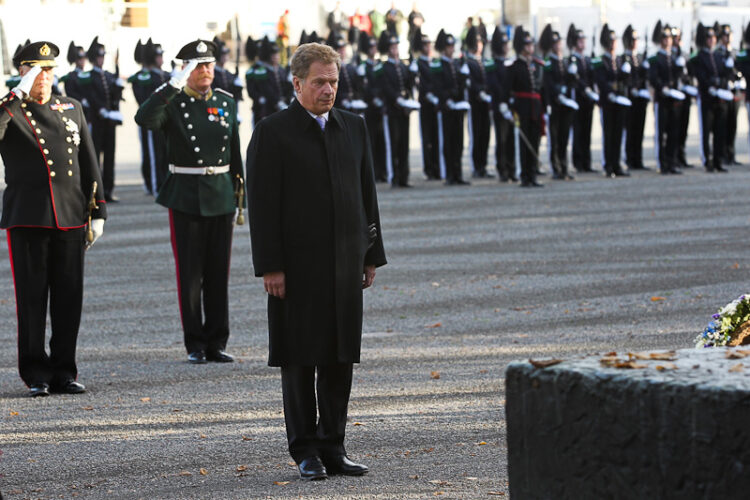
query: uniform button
43 149 49 154
25 111 31 116
69 159 73 165
223 135 228 140
55 99 60 104
39 138 45 144
50 171 56 177
35 128 41 134
194 147 200 152
197 159 203 165
187 124 193 129
47 160 53 165
223 101 227 106
66 137 71 143
31 120 36 125
21 103 26 108
218 159 223 164
212 96 217 101
183 113 189 118
190 97 195 102
180 102 186 108
190 136 196 141
221 147 226 151
68 170 73 176
67 148 73 154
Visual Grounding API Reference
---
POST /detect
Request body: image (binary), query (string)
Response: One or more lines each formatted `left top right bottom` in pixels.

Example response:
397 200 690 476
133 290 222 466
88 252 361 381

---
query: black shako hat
491 26 509 55
377 30 399 54
175 39 216 62
326 30 347 49
622 25 637 48
434 29 456 52
744 22 750 46
512 26 533 54
539 24 560 53
68 41 86 65
144 38 164 66
213 36 231 55
695 22 715 48
358 31 377 54
16 41 59 68
410 27 430 54
652 20 672 44
87 36 105 61
566 23 585 50
245 35 257 61
465 25 481 53
134 40 144 65
258 36 279 62
600 23 616 50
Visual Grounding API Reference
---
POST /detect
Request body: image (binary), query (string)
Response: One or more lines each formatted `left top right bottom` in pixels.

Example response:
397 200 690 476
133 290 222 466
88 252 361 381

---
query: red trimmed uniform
0 91 106 387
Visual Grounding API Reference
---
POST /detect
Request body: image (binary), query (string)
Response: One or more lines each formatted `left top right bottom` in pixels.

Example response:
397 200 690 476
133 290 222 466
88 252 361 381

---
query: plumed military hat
144 38 164 66
652 21 666 44
719 24 732 37
491 26 509 55
410 27 430 54
622 25 638 48
512 25 533 54
744 22 750 46
87 36 105 61
16 41 59 68
133 40 144 65
358 31 377 54
465 25 481 53
539 24 560 53
566 23 585 50
298 30 308 46
348 26 359 45
258 36 279 62
695 22 715 48
434 29 456 52
213 36 230 55
175 39 216 63
68 41 86 65
245 35 257 61
308 31 323 44
326 30 347 49
377 30 399 54
600 23 616 50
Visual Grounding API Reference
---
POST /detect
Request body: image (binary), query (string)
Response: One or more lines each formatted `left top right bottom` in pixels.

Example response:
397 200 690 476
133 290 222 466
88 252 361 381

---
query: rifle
114 48 120 78
643 26 648 60
591 27 596 58
234 15 241 77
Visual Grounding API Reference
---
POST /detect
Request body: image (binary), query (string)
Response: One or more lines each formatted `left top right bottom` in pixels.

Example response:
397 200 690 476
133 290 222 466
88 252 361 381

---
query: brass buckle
206 167 215 175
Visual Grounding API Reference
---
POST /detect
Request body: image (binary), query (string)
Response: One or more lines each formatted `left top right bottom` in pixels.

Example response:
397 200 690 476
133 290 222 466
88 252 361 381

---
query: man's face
75 57 86 70
154 54 163 68
631 38 639 52
422 41 432 57
552 39 561 54
368 46 377 59
444 44 455 58
661 35 672 51
523 41 534 57
575 37 585 53
707 35 716 50
94 55 104 68
337 46 347 59
20 65 54 101
388 44 399 59
186 61 215 92
722 33 731 46
271 52 281 66
476 39 484 55
610 38 618 52
294 61 338 115
218 53 229 66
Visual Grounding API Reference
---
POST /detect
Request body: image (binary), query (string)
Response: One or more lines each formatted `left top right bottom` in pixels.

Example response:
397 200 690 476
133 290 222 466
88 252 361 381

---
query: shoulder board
483 59 496 70
214 88 234 100
127 73 137 83
648 55 658 63
591 57 603 67
254 67 268 75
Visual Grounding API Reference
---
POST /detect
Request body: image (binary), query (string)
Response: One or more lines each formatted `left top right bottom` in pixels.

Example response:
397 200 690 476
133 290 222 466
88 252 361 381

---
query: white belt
169 164 229 175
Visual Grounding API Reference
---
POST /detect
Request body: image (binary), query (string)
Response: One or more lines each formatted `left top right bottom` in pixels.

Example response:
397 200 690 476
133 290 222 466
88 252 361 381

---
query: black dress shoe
716 166 729 173
298 456 328 481
455 179 470 185
206 350 234 363
188 351 207 364
51 380 86 394
104 194 120 203
530 181 544 187
564 174 575 181
29 383 50 397
322 455 369 476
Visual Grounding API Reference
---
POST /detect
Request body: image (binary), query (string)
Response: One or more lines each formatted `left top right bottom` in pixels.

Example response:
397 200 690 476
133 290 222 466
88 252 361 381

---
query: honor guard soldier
567 25 598 173
329 31 367 114
464 26 494 178
357 32 388 183
85 37 124 202
0 41 107 397
672 27 695 168
592 24 630 177
128 39 169 195
540 24 577 180
648 22 684 175
508 26 544 187
211 36 244 105
735 23 750 147
410 27 441 180
60 42 93 123
715 23 742 166
486 27 516 182
135 39 244 364
434 29 470 185
375 31 418 188
621 25 651 171
5 43 26 92
691 23 729 173
246 36 292 126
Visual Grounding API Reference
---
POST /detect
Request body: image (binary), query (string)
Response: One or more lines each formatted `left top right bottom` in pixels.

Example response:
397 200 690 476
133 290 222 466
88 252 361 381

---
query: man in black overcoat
246 42 387 481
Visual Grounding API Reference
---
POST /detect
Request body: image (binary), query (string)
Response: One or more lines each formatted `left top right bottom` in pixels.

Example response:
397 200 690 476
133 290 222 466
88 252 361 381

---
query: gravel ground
1 108 750 498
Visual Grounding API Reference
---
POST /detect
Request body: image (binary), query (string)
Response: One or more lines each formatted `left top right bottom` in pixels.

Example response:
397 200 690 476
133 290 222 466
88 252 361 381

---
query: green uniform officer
135 39 244 364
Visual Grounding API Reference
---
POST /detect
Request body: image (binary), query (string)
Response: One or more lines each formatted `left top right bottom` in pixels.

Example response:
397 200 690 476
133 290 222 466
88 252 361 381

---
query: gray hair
290 43 341 80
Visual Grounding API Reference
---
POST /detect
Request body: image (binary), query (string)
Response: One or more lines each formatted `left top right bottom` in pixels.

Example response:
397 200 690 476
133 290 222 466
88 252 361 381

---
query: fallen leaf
199 468 208 476
729 363 744 373
733 262 740 269
604 351 617 356
726 350 750 359
410 475 419 480
236 465 247 472
178 471 192 477
9 411 18 416
425 322 442 329
140 397 151 402
600 357 647 369
434 492 444 496
478 441 488 446
529 358 563 369
650 296 666 302
488 493 506 497
429 480 450 486
431 282 440 287
353 421 365 426
82 406 94 411
199 434 207 439
430 371 441 380
241 435 253 441
630 351 677 361
655 363 677 371
172 409 182 412
273 481 290 486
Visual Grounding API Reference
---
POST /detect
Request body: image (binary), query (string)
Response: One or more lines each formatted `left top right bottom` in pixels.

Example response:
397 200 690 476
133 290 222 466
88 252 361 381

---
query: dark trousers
600 102 625 175
7 227 85 387
91 117 116 197
572 99 594 171
385 109 410 186
469 99 490 175
442 109 465 182
677 98 691 166
138 127 169 195
493 111 515 180
281 363 353 463
625 97 647 169
517 115 540 184
725 98 739 162
168 209 234 353
419 102 440 179
548 104 573 177
365 109 386 182
654 99 680 173
698 96 727 171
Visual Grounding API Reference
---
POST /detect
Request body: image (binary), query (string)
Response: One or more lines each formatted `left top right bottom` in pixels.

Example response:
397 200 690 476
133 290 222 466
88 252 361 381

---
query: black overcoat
246 99 387 367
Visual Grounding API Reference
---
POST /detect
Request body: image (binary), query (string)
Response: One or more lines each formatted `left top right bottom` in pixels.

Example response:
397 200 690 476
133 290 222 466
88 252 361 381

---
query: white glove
709 86 718 97
636 88 651 100
740 79 747 91
258 96 267 105
621 61 631 74
409 60 418 73
115 78 126 88
396 96 408 108
607 92 617 103
233 77 243 87
106 110 124 124
460 63 470 75
169 59 199 89
614 95 632 107
585 88 599 102
81 98 90 108
499 102 509 114
680 85 698 97
451 100 470 111
12 65 42 98
349 99 367 110
479 91 492 103
447 98 456 109
357 64 366 76
558 95 579 110
426 92 439 106
567 63 578 75
99 108 109 119
86 218 104 249
728 80 735 90
664 88 685 101
642 60 650 69
373 97 384 108
726 57 735 69
716 88 734 101
675 56 686 68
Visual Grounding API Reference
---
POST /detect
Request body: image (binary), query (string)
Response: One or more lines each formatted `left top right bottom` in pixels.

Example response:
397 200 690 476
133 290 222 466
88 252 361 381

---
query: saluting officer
434 29 470 186
649 22 683 175
691 23 729 173
464 26 494 179
0 41 107 397
211 36 244 105
84 37 124 202
540 24 576 181
508 26 544 187
357 32 388 182
246 36 292 126
60 42 92 123
410 28 441 181
486 26 516 182
135 39 244 364
567 24 598 173
621 25 650 171
375 31 417 188
715 24 742 166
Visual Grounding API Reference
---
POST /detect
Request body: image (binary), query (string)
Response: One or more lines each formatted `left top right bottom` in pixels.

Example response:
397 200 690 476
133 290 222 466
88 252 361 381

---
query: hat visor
184 56 216 63
20 60 57 68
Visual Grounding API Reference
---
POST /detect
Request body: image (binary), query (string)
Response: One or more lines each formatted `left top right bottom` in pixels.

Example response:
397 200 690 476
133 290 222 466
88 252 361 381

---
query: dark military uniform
715 42 741 165
414 53 441 179
377 55 415 187
508 54 544 186
692 45 727 172
359 55 387 182
135 40 244 357
0 43 107 391
542 53 576 178
465 52 493 177
736 46 750 155
61 69 93 122
621 48 650 170
673 44 693 167
245 62 291 126
593 52 628 176
486 53 515 182
213 66 244 105
129 66 169 194
649 48 682 174
333 60 364 111
570 50 596 172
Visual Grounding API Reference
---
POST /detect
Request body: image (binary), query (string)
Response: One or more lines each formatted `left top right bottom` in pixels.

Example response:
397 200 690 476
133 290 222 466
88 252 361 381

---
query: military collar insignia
184 85 213 101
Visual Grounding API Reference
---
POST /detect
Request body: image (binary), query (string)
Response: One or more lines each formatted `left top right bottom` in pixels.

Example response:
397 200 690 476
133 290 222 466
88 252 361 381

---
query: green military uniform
134 39 244 362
